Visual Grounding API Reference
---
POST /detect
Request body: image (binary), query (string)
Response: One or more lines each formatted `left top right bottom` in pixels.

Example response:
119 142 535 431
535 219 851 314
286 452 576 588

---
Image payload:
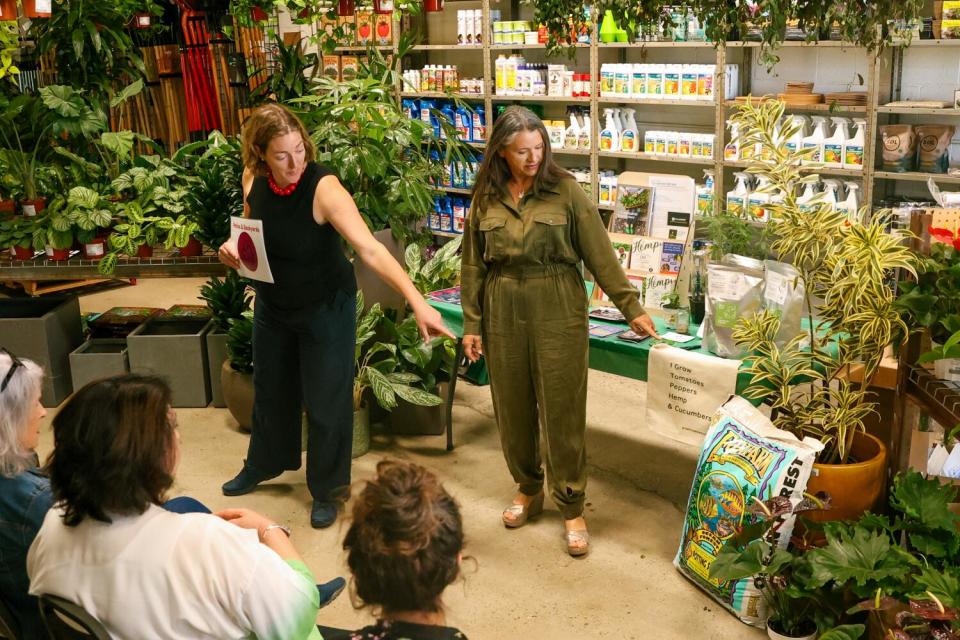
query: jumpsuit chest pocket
531 211 570 260
479 215 508 260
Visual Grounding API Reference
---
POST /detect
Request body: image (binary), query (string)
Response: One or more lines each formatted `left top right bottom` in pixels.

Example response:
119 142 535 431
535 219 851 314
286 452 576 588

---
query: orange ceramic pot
805 431 887 525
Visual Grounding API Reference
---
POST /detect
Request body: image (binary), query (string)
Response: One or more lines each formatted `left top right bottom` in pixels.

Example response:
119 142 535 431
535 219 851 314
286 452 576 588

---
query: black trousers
246 289 356 502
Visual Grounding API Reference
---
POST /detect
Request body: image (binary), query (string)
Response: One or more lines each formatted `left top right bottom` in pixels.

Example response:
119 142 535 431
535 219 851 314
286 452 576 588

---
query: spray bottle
564 111 581 149
802 116 829 165
821 179 844 212
696 169 715 216
747 175 772 222
823 117 851 168
620 108 640 152
843 118 867 170
578 113 592 150
724 120 740 161
782 114 809 160
797 182 819 212
599 109 618 151
838 181 861 221
726 172 751 217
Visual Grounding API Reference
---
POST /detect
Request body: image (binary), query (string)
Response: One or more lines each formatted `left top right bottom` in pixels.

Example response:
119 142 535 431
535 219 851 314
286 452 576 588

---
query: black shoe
222 462 280 497
317 577 346 609
311 500 338 529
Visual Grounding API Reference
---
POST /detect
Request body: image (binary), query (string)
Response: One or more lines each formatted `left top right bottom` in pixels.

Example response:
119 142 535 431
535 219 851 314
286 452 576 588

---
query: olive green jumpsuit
461 178 647 519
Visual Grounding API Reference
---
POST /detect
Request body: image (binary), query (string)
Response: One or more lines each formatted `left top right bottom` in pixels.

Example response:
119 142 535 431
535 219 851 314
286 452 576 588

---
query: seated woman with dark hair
334 460 468 640
27 374 326 639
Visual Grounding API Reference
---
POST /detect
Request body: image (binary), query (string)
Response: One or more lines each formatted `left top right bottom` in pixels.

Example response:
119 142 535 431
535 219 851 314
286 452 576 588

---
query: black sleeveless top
246 162 357 311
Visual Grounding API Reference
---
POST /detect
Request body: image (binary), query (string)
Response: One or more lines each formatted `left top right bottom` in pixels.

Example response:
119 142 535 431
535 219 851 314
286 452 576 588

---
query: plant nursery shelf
597 203 615 211
874 171 960 184
602 151 715 165
552 147 592 156
489 43 590 50
877 107 960 116
335 45 395 52
412 44 483 51
724 100 867 114
491 95 591 103
723 160 866 177
400 91 487 100
432 230 462 238
598 97 715 108
694 213 767 228
440 186 473 195
892 39 960 47
0 254 227 281
903 364 960 430
598 42 715 48
726 40 861 48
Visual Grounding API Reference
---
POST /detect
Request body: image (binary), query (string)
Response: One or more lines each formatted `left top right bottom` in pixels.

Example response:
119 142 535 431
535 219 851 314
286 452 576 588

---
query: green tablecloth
428 285 758 393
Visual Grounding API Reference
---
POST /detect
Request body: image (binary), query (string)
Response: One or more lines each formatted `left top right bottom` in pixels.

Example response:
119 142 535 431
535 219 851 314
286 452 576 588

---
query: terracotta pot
20 198 46 216
801 431 887 537
0 199 14 214
178 236 203 257
13 245 34 260
221 360 253 433
136 243 154 258
45 246 70 261
81 238 107 260
353 404 370 458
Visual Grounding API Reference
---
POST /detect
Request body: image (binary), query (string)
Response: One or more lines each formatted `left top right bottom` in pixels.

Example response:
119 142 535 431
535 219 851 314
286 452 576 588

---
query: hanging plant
529 0 926 66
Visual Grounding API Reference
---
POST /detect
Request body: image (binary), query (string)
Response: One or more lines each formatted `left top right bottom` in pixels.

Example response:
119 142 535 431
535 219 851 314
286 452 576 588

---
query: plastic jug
726 172 751 217
599 108 620 151
802 116 829 165
823 117 851 168
620 108 639 153
843 118 866 170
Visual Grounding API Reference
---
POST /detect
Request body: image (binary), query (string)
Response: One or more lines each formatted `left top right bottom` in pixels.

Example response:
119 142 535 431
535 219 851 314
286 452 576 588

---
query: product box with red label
356 9 374 44
375 12 393 45
322 55 341 80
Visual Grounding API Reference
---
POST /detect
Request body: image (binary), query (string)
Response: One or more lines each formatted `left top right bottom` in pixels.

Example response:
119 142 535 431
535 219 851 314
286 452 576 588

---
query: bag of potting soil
704 257 764 358
673 396 823 628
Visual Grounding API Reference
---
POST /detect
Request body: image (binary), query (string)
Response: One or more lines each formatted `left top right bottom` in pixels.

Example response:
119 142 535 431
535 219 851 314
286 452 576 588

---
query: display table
428 288 759 451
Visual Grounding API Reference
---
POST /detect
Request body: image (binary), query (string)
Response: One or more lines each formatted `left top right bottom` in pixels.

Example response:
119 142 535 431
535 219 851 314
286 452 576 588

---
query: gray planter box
206 331 229 408
0 296 83 406
69 339 129 391
388 382 449 436
127 318 213 407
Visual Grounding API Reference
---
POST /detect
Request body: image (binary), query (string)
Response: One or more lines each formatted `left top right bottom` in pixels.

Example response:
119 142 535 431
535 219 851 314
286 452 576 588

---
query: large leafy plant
728 99 918 464
251 34 319 105
227 310 255 375
174 132 244 250
896 231 960 347
200 271 253 334
405 235 462 295
293 36 475 245
353 290 442 412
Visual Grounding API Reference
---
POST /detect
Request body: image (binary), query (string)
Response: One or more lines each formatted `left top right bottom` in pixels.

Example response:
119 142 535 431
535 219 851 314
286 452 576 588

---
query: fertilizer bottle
843 118 867 170
802 116 829 165
726 171 751 217
620 108 639 152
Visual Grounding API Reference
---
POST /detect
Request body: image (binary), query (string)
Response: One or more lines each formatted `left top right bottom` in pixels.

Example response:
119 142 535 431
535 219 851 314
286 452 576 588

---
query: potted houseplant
34 204 75 261
710 493 833 639
200 272 252 408
222 309 254 432
57 186 116 260
175 131 244 252
405 235 462 295
0 215 39 260
728 99 919 526
353 291 444 456
249 34 320 106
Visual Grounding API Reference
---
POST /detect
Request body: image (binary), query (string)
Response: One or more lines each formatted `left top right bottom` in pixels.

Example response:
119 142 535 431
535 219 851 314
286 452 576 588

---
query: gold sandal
502 493 544 528
565 527 590 557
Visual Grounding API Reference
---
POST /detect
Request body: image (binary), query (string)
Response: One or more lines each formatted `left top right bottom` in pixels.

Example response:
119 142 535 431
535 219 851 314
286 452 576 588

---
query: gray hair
0 351 44 477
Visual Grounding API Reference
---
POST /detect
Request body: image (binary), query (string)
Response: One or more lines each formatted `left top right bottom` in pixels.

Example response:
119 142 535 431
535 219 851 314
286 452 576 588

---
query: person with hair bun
335 460 467 640
219 103 453 529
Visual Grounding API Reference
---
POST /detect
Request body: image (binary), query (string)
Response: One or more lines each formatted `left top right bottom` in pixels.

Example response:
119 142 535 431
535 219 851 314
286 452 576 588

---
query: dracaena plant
728 99 918 464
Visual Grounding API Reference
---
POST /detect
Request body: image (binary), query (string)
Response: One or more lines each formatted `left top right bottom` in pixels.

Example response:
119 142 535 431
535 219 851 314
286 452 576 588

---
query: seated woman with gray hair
0 348 50 638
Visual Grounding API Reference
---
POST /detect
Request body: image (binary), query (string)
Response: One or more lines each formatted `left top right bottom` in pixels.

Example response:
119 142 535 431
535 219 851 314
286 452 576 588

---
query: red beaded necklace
267 170 302 196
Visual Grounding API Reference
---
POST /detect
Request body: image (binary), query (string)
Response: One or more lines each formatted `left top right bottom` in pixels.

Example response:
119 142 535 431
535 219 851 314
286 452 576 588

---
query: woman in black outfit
219 104 451 529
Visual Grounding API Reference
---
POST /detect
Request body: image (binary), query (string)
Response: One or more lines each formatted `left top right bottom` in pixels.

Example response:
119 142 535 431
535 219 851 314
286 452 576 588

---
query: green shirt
461 177 647 335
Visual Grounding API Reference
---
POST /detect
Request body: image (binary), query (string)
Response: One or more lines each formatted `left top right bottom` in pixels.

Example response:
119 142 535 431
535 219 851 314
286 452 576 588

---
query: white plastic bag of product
704 259 764 358
674 396 823 628
763 260 805 349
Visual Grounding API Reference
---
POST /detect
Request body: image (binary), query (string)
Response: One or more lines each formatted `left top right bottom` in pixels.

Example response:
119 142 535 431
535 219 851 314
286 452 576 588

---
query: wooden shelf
401 91 487 100
552 147 592 156
723 160 865 177
877 106 960 116
432 230 462 238
893 39 960 48
438 186 473 195
597 202 616 211
412 44 483 51
598 97 715 107
724 100 867 114
598 41 715 48
334 45 395 52
726 40 861 48
491 94 591 103
0 253 227 281
874 171 960 184
602 151 715 165
489 43 590 50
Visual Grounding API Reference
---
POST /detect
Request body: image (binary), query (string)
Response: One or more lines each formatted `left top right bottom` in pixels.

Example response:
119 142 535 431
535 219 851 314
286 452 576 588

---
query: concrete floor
32 278 762 640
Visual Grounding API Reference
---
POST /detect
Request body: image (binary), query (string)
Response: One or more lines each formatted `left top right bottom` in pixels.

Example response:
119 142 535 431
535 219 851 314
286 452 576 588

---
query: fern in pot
727 99 918 528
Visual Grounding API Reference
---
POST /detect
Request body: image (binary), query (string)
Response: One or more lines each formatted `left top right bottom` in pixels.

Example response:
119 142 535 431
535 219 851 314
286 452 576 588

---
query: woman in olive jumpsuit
461 107 659 556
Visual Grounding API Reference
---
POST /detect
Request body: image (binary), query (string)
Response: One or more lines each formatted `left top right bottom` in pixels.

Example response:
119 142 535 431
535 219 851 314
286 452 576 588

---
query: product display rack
385 1 960 231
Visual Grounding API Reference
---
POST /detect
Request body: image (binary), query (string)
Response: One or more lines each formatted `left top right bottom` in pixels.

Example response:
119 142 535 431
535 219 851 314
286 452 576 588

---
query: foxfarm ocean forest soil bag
674 396 823 627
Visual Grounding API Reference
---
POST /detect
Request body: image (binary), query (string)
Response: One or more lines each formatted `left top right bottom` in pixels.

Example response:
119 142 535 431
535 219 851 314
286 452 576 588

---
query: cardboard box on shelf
356 9 375 44
375 12 393 45
341 55 359 81
943 19 960 38
322 55 341 80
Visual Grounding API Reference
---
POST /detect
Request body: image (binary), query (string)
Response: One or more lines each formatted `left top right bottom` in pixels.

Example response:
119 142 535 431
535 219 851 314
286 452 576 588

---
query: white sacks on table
673 396 823 628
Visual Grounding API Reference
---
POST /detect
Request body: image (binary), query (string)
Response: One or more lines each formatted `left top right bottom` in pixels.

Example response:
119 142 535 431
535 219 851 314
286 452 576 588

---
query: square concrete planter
0 296 83 406
127 317 214 407
206 331 228 408
69 339 129 391
387 382 449 436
